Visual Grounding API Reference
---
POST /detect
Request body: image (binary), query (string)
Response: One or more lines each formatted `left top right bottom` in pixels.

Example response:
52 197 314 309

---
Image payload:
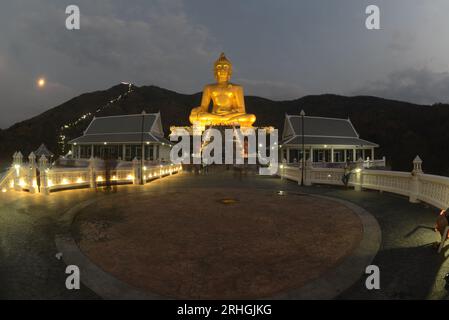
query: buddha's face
214 63 232 83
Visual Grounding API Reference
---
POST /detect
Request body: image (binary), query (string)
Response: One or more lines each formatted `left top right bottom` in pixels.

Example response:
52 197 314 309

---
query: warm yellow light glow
32 179 38 188
61 178 69 185
9 181 14 189
143 166 147 171
189 53 256 128
48 179 54 187
76 177 84 184
1 188 7 193
112 175 117 181
18 179 26 187
127 175 134 181
97 176 103 182
37 77 46 88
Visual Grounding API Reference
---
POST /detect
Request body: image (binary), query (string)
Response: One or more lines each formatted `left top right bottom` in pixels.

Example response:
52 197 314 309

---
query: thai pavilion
280 114 380 165
68 112 171 162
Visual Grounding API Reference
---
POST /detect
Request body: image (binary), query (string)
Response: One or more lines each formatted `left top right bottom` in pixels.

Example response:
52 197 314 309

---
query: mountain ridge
1 83 448 175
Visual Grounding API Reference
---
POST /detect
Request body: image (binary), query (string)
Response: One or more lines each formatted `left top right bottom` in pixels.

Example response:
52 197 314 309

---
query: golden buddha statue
189 53 256 128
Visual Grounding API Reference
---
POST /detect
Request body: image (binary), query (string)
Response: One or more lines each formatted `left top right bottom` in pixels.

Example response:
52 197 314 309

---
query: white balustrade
0 152 182 195
279 156 449 210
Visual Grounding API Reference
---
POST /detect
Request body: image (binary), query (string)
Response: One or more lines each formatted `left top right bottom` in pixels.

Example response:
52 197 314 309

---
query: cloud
353 68 449 105
0 0 219 128
387 31 416 53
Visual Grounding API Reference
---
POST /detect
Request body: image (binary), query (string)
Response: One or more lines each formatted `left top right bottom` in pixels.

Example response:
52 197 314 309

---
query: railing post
39 155 49 195
354 157 364 192
13 151 23 191
88 156 97 189
409 155 423 203
280 161 286 180
304 158 313 186
132 157 141 185
11 152 17 190
28 152 37 194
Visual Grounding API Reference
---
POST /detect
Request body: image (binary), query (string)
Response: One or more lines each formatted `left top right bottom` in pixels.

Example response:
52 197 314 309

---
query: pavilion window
346 149 354 162
356 149 363 161
333 149 345 162
117 145 123 160
289 149 298 163
130 145 141 160
79 145 89 159
125 145 132 161
94 146 101 158
313 149 330 162
145 145 154 160
289 149 310 162
151 145 155 160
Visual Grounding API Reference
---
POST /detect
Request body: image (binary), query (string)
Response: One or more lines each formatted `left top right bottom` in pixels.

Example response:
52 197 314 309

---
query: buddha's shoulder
228 82 242 89
203 84 215 90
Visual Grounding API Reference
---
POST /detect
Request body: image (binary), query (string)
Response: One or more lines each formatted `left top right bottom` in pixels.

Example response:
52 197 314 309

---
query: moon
37 78 46 88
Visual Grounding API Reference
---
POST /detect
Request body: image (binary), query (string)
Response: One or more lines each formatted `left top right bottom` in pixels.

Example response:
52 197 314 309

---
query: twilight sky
1 0 449 128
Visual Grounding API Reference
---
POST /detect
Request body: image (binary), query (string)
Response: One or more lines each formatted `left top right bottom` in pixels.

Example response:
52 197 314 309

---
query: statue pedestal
169 125 276 167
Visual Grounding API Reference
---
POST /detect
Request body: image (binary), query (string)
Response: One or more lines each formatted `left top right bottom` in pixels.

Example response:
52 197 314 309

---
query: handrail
279 164 449 210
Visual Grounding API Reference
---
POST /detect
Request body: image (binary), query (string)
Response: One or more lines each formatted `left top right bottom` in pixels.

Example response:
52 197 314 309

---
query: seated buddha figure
189 53 256 128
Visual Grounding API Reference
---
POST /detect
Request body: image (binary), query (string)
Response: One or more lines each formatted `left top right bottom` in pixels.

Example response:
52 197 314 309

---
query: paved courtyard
0 167 447 299
73 186 363 299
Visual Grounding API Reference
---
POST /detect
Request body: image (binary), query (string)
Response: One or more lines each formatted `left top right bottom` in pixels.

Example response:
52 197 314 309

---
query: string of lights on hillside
58 83 135 154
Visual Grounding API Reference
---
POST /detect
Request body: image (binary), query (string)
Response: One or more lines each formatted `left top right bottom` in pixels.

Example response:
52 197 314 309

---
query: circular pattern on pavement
70 188 366 299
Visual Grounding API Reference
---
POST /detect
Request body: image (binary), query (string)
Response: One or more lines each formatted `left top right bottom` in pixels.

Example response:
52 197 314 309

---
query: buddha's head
214 52 232 83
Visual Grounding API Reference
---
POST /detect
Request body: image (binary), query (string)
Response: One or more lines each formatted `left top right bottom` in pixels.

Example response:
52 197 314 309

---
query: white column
122 145 126 161
371 147 375 160
91 145 94 158
354 158 364 192
310 147 314 162
352 149 356 162
39 155 49 195
286 147 290 163
409 156 423 203
331 148 334 163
